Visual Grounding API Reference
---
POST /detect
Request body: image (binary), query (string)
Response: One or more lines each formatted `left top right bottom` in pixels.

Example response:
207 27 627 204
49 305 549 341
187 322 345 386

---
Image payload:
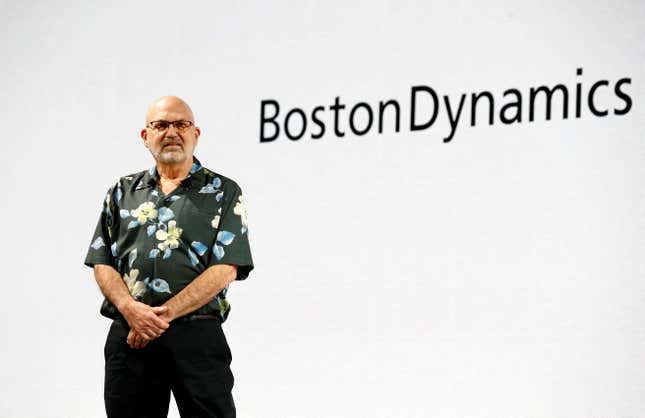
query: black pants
104 318 235 418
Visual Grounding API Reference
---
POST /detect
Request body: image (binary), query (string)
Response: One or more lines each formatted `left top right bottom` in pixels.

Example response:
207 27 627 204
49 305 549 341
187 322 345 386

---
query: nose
164 123 179 137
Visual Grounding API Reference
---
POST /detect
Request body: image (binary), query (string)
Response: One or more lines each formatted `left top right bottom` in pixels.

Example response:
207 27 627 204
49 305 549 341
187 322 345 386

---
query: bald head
141 96 201 166
145 96 195 124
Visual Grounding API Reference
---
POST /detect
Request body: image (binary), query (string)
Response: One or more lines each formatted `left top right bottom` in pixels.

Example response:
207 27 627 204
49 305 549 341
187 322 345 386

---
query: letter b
260 100 280 142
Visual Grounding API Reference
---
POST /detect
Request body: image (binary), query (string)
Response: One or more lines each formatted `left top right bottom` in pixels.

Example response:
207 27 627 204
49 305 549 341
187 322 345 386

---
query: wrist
116 297 135 317
162 303 178 322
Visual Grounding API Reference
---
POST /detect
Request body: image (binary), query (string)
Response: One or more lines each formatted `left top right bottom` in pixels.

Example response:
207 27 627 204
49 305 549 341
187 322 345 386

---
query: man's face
141 99 200 165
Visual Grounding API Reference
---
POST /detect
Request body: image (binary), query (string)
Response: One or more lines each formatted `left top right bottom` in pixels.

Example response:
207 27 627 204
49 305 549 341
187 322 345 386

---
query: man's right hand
120 300 170 339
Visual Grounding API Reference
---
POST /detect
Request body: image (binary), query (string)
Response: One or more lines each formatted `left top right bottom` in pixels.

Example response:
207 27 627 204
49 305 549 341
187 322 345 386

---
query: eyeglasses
146 120 195 132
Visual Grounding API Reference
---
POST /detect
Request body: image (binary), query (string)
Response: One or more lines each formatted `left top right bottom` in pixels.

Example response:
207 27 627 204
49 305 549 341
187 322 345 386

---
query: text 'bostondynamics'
259 68 632 143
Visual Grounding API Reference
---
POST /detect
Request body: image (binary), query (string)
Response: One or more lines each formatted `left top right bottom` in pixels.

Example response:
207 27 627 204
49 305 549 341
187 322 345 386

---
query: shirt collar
138 156 205 190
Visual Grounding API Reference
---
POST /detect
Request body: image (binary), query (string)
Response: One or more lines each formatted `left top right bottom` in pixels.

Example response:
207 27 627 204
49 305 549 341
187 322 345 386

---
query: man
84 96 253 418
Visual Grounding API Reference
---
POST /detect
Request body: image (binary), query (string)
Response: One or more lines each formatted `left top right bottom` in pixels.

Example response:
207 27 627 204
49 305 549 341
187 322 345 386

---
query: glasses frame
146 120 195 132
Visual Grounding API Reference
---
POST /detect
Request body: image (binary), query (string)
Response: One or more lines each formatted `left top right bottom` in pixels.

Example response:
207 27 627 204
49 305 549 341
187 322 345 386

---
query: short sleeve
84 184 119 269
208 184 254 280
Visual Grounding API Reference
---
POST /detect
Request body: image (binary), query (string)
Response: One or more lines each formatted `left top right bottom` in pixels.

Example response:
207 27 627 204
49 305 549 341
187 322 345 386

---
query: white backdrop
1 1 644 417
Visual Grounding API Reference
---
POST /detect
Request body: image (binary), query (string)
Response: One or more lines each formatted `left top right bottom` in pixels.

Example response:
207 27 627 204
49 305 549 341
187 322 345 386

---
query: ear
140 129 149 148
194 126 201 142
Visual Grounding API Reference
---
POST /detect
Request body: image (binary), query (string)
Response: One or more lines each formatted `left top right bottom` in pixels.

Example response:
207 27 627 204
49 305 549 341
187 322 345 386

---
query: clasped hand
122 300 172 349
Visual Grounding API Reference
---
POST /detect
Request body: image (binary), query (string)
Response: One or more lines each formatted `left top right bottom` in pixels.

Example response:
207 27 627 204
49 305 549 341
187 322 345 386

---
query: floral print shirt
84 157 254 322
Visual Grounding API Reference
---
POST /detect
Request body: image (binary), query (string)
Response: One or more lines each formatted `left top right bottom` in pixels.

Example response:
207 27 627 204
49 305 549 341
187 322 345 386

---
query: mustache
161 138 183 147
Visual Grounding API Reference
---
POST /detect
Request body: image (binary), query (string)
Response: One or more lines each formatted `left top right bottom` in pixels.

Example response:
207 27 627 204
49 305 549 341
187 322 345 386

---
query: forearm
162 264 237 321
93 264 134 313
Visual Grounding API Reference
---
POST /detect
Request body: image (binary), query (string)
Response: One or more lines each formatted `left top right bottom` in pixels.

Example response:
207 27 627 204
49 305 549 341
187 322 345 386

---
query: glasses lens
150 121 169 131
175 121 192 131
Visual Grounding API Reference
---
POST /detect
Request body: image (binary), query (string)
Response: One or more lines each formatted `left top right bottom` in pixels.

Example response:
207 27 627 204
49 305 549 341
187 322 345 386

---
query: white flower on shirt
131 202 158 224
233 195 248 233
124 269 146 299
156 220 182 251
211 207 222 229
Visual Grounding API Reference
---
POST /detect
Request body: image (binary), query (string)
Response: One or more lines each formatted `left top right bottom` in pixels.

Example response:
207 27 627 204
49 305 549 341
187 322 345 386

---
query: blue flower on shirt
90 237 105 250
114 186 123 203
199 177 224 201
188 249 199 266
144 277 171 294
191 241 208 255
158 207 175 222
187 241 208 266
213 230 235 260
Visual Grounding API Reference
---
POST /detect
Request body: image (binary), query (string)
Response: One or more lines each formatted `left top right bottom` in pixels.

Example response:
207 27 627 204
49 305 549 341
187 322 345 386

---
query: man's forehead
146 96 195 122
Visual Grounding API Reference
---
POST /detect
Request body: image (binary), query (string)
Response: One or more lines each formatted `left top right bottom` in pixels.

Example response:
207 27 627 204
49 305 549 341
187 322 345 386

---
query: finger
141 329 156 340
139 338 149 349
141 311 169 331
127 330 134 346
136 336 144 349
135 326 152 340
151 306 168 314
146 323 166 336
139 333 150 349
150 314 170 330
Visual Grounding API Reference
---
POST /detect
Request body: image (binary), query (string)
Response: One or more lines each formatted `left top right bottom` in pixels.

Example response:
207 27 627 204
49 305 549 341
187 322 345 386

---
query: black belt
175 314 220 322
115 313 220 325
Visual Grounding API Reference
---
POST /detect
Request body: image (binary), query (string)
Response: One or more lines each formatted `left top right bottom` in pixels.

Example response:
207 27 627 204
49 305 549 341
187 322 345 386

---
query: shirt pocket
177 192 223 250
